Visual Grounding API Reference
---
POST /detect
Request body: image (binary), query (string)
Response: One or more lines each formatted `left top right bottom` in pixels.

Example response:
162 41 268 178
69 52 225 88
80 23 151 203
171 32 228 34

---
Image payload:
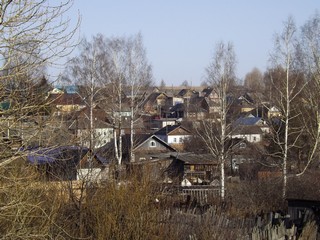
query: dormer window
239 142 246 149
150 140 156 147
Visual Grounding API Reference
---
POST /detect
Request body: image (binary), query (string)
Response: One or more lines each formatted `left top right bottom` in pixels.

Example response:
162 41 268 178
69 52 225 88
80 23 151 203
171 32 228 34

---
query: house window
239 142 246 149
253 136 256 141
190 165 194 171
173 138 177 143
179 137 183 143
104 132 106 136
150 141 156 147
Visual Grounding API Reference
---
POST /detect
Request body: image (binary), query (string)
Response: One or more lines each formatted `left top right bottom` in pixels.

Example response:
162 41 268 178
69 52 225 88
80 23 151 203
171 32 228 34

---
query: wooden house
123 134 177 163
185 97 209 120
97 134 177 164
68 106 113 148
177 88 199 100
27 146 108 182
47 93 85 115
166 153 219 185
268 105 282 119
154 125 192 150
231 125 263 143
234 115 270 134
142 92 169 116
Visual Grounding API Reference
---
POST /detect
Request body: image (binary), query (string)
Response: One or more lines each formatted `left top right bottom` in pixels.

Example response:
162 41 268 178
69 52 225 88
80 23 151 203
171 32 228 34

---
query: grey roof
234 117 262 126
172 153 219 165
26 146 109 165
154 125 190 136
232 125 263 135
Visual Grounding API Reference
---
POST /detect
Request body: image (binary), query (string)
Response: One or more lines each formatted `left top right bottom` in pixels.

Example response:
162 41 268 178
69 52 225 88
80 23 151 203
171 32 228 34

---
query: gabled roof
68 118 112 130
132 134 176 152
177 88 199 98
53 85 79 94
201 87 214 97
73 105 108 121
143 92 168 104
234 116 264 126
171 153 219 165
99 134 177 157
236 117 260 125
154 125 191 136
170 103 184 112
232 125 263 135
238 93 254 104
27 146 108 165
47 93 84 106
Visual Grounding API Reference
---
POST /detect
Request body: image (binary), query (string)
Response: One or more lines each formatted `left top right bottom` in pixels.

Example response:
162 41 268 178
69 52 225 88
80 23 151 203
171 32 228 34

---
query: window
179 137 183 143
104 132 106 136
173 138 177 143
239 142 246 149
150 141 156 147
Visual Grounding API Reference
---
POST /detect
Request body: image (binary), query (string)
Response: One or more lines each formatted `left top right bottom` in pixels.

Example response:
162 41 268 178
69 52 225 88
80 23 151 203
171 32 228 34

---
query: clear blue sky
66 1 319 86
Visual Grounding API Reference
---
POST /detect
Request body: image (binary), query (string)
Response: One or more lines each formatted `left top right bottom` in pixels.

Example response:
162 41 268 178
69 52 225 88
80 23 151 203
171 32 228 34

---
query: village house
68 106 113 148
231 125 263 143
141 92 169 116
166 153 220 185
234 114 270 134
47 92 85 115
154 125 192 151
268 105 282 119
27 146 109 182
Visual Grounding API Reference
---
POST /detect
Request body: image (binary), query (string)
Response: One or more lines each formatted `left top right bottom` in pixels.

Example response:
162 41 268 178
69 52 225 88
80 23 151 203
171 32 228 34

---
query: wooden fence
157 206 316 240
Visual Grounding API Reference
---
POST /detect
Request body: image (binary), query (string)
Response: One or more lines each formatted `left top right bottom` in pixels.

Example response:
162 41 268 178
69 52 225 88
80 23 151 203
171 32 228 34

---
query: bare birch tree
296 12 320 175
66 34 153 167
64 35 125 169
269 16 307 199
125 33 153 163
194 41 236 200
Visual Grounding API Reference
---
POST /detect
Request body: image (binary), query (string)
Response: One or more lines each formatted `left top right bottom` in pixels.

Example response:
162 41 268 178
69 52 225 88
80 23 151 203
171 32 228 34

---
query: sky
64 1 319 86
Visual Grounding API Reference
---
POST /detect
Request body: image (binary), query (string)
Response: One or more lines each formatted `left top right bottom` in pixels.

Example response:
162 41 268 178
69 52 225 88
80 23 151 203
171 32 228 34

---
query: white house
231 125 263 143
154 125 192 147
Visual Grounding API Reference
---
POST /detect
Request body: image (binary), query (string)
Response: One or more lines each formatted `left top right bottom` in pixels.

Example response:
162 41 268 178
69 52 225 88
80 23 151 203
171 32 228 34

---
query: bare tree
66 33 153 167
269 16 307 199
0 0 79 163
0 1 79 238
159 79 166 90
194 41 236 200
125 33 153 162
297 12 320 175
244 67 264 92
181 80 189 87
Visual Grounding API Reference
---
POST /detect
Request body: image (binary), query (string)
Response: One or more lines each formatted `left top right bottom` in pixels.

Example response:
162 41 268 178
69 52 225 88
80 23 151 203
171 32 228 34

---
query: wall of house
139 139 170 151
172 97 183 106
77 168 103 181
167 135 190 144
232 133 261 143
77 128 113 148
95 128 113 147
